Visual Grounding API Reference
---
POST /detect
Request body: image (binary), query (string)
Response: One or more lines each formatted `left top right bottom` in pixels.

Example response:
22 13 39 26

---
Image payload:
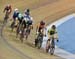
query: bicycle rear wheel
37 38 43 49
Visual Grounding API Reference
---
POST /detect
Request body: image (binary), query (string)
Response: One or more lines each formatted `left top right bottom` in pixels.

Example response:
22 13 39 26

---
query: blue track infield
56 17 75 54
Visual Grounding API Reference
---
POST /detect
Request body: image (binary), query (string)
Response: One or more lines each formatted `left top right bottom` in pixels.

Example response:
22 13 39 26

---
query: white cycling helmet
14 8 19 11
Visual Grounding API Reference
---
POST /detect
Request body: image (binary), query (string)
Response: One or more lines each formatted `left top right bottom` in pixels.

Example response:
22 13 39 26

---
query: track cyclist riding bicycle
3 4 12 23
18 13 24 25
3 4 12 14
22 9 33 39
24 9 33 31
16 13 24 37
13 8 19 22
46 25 59 54
11 8 19 31
35 20 46 49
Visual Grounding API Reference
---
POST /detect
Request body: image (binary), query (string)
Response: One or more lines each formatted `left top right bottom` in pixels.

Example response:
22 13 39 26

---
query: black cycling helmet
51 25 56 29
25 9 30 16
40 20 45 25
26 9 30 12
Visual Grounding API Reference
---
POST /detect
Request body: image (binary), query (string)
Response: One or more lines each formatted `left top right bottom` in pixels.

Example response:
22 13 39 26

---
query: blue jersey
13 12 19 18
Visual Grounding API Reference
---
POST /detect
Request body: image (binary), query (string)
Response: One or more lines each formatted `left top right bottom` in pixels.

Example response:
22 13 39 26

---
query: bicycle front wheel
50 47 55 55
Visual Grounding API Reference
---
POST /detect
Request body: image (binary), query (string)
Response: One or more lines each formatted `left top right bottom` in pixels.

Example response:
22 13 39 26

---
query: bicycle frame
37 33 43 49
4 11 9 23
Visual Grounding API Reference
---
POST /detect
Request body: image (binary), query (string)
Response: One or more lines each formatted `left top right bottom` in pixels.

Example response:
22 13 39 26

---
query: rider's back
24 15 33 25
18 13 23 20
37 22 45 32
48 29 56 35
13 11 19 18
48 25 58 40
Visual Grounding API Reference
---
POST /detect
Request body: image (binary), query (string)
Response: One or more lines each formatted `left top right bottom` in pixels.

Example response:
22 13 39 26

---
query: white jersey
23 14 33 23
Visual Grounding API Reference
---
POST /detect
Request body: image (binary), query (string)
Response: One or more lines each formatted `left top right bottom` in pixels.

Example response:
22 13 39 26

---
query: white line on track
42 13 75 59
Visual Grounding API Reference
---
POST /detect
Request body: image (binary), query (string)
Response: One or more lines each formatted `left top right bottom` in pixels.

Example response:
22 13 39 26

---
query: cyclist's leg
20 27 25 43
50 39 55 55
35 38 38 47
4 12 9 23
27 24 31 34
50 47 55 55
35 33 39 48
16 24 19 38
40 36 43 48
46 39 51 53
25 24 30 39
11 19 16 31
16 21 21 38
35 33 39 47
27 22 33 34
38 35 43 49
46 45 50 53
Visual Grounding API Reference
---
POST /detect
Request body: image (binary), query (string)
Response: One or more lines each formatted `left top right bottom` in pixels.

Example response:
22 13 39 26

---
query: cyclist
35 20 46 48
3 4 12 22
46 25 58 53
24 9 33 30
13 8 19 22
16 13 24 37
3 4 12 14
36 20 45 34
18 13 24 25
11 8 19 30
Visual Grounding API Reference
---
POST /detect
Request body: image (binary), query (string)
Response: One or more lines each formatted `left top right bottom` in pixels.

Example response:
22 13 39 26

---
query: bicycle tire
50 47 55 55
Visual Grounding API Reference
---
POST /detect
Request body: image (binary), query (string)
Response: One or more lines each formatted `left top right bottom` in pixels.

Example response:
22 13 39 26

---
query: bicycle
46 37 55 55
36 32 43 49
11 20 15 31
50 37 55 55
16 22 22 38
25 25 31 40
19 27 25 43
46 36 58 55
